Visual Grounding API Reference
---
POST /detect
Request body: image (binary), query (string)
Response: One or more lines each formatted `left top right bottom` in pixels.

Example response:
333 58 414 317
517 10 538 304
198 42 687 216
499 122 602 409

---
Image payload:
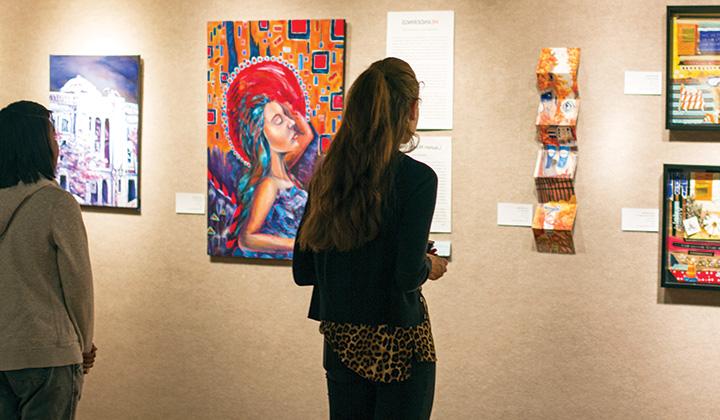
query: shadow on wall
667 130 720 142
81 206 141 215
209 256 291 267
658 287 720 306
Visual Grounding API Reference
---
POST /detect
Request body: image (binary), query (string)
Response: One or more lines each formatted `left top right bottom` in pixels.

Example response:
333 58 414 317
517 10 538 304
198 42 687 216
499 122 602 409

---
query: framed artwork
49 55 141 209
666 6 720 130
662 164 720 290
207 20 346 259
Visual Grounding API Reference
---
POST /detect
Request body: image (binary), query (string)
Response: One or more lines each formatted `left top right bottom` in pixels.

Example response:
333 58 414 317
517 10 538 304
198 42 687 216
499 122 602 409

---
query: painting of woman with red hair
207 20 345 259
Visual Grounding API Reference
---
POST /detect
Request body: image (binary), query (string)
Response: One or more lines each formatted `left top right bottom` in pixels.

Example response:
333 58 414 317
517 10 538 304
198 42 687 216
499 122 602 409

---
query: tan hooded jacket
0 179 94 370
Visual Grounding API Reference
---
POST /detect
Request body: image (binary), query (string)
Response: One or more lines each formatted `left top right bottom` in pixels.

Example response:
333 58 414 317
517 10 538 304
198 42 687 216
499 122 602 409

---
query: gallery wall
3 0 720 418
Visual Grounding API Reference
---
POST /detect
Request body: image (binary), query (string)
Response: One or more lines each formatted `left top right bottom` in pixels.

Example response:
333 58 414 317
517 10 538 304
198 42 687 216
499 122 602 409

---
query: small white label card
497 203 534 227
621 208 659 232
175 193 206 214
623 71 662 95
433 240 451 258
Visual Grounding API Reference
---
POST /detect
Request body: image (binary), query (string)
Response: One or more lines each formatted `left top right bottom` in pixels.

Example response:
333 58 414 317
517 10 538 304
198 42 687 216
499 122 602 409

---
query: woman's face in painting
263 101 300 154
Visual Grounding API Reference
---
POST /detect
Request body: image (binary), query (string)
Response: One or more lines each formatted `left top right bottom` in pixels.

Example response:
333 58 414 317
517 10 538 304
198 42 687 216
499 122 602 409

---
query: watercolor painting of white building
50 55 140 209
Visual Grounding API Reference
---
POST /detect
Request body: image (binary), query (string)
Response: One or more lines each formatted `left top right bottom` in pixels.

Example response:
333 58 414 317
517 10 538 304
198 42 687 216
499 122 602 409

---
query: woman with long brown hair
293 57 448 419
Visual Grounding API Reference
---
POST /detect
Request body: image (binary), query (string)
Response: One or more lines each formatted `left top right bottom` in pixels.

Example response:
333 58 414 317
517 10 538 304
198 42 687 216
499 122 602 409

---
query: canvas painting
49 55 141 209
207 20 346 259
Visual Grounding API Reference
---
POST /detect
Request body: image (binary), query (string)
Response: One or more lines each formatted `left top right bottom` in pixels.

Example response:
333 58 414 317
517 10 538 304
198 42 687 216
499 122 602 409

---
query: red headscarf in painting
226 60 306 164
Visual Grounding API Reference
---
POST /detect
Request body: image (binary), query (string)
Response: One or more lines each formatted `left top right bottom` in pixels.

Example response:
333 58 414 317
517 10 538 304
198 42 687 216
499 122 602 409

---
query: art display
207 19 346 259
532 197 577 254
49 55 141 209
533 144 577 203
661 164 720 289
533 48 580 254
536 48 580 145
667 6 720 130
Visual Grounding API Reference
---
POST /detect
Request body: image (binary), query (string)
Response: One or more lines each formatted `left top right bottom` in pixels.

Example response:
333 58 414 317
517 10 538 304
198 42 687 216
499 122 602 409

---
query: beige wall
3 0 720 418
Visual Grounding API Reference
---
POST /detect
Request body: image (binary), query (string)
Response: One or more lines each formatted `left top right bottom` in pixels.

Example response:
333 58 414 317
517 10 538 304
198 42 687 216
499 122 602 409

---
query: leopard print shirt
320 318 437 383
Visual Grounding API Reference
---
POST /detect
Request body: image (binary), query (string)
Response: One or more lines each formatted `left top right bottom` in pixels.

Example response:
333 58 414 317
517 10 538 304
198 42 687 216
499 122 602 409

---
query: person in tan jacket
0 100 96 419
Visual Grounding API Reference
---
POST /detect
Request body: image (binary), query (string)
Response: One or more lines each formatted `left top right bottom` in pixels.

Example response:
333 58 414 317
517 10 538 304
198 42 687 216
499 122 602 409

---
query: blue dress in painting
232 185 308 259
207 129 319 259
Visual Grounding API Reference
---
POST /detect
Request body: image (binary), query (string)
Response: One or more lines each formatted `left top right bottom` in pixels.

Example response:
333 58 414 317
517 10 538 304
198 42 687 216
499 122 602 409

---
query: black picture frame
666 6 720 131
661 164 720 290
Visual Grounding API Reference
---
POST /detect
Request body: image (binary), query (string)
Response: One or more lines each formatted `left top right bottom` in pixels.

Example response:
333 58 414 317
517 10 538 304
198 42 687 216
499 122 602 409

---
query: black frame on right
666 6 720 131
661 164 720 290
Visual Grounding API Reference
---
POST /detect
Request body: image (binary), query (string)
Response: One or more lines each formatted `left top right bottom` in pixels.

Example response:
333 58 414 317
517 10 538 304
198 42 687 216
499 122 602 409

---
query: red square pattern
290 20 308 34
313 54 328 69
333 20 345 37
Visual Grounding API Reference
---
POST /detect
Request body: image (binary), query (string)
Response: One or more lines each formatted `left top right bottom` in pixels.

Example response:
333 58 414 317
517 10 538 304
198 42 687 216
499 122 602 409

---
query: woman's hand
289 107 312 139
82 343 97 374
427 254 448 280
283 103 315 169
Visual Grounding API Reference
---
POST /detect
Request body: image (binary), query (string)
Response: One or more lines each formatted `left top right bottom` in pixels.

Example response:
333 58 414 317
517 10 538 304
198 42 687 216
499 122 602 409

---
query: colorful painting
531 197 577 254
533 144 577 203
207 20 346 259
536 48 580 145
532 48 580 255
662 165 720 289
667 6 720 129
49 55 140 209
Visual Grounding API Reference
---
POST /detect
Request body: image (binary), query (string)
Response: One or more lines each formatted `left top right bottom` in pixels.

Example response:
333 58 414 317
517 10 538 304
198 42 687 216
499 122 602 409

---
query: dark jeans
324 342 436 420
0 364 83 420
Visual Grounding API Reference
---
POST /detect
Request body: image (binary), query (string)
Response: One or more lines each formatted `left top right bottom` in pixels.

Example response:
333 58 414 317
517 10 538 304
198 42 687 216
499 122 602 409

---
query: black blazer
292 153 438 327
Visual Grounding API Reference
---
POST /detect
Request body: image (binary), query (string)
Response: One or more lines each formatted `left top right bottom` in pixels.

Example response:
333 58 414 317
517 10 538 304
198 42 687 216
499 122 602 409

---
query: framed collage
662 164 720 290
666 6 720 130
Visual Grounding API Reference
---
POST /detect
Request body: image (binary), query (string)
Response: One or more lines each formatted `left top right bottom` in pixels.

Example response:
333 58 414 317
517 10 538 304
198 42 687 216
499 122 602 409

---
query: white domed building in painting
50 75 139 208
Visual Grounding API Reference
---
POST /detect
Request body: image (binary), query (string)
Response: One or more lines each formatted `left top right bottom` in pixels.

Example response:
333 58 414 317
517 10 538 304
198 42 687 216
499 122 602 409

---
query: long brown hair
297 57 420 251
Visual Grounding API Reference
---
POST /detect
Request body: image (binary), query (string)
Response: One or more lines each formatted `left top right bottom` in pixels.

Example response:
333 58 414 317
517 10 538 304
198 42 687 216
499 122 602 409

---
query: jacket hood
0 179 56 236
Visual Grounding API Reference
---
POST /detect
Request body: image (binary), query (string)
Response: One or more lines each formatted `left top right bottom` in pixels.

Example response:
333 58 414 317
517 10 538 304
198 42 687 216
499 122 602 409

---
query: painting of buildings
50 55 140 209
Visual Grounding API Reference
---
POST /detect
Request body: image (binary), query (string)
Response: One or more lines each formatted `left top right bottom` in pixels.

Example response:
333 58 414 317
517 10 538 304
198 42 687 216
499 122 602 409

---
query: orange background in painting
207 20 345 154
